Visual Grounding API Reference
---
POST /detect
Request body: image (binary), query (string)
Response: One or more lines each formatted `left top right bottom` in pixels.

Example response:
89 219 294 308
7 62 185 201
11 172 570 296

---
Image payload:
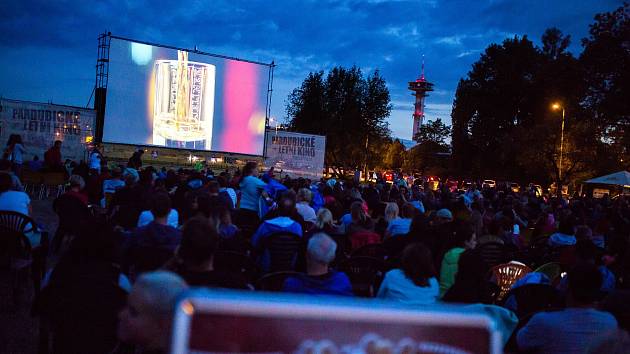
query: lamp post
551 102 565 194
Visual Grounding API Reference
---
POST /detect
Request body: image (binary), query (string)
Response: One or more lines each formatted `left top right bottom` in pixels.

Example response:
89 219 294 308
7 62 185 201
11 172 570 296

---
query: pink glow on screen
222 60 260 154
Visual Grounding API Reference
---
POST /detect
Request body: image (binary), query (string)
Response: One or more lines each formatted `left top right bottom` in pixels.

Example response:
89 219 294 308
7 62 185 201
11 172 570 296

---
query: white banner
265 129 326 179
0 98 96 163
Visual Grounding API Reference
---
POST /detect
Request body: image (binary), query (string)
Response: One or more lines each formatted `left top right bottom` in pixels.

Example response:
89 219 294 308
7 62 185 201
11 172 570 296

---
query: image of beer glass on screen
153 50 215 150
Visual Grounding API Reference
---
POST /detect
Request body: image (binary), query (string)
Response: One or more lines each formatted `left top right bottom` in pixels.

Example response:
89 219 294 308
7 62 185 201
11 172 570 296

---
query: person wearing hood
252 197 303 272
549 216 577 247
439 220 477 297
283 233 352 296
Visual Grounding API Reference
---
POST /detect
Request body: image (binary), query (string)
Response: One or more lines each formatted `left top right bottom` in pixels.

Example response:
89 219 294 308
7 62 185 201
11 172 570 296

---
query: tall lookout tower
408 57 434 141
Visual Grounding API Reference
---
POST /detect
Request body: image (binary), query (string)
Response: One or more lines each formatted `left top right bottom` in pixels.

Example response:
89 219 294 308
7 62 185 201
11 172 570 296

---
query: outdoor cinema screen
103 37 271 156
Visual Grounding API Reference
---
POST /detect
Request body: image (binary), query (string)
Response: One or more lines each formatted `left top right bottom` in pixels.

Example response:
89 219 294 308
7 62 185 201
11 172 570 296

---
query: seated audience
517 263 618 354
377 243 439 305
346 201 375 235
0 159 24 191
549 216 577 247
283 233 353 296
442 250 494 304
296 188 317 223
125 192 182 273
117 271 188 353
385 202 416 237
439 221 477 296
64 174 88 205
166 217 250 289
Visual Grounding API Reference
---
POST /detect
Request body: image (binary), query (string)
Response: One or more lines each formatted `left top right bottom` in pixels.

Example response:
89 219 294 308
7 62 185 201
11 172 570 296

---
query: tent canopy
584 171 630 186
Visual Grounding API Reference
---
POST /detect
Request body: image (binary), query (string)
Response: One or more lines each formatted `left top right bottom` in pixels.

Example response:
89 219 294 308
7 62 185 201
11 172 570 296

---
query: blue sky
0 0 621 140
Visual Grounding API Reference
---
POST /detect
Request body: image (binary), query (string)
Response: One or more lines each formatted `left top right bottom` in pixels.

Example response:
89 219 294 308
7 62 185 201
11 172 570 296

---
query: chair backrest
266 232 302 273
534 262 563 285
349 231 381 251
490 262 532 301
255 271 301 292
477 241 507 268
0 210 35 234
42 172 67 186
337 256 385 297
350 243 388 260
213 251 260 282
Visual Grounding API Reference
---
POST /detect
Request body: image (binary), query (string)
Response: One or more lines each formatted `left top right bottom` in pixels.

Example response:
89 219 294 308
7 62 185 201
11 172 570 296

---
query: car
483 179 496 189
510 183 520 193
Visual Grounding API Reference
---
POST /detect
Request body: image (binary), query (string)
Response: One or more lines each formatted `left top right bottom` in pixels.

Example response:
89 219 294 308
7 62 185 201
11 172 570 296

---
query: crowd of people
1 139 630 353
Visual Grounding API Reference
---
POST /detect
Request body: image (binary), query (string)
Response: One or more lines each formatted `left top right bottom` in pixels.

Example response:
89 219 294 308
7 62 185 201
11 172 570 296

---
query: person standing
44 140 63 171
128 149 144 170
5 134 26 177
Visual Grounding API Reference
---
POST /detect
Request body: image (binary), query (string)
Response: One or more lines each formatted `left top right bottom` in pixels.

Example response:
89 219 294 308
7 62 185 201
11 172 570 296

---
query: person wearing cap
435 208 453 224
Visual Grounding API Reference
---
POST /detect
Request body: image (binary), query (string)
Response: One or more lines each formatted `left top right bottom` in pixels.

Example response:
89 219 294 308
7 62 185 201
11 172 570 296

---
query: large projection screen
103 37 271 156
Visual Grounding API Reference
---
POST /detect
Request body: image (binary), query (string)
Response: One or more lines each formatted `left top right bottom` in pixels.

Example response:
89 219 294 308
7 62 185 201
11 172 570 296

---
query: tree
383 139 406 170
414 118 451 145
286 66 392 174
405 119 451 174
580 2 630 170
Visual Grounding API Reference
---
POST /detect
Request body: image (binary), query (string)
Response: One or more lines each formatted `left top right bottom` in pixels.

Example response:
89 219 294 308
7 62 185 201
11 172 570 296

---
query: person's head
242 161 258 177
434 208 453 225
449 220 477 250
0 172 12 193
177 217 219 268
207 180 219 195
454 250 488 284
307 233 337 267
350 201 368 224
315 208 333 229
151 192 172 220
400 243 436 287
401 202 417 219
53 140 62 148
117 271 188 350
384 202 399 222
68 174 85 191
558 215 576 235
32 155 39 161
567 262 603 306
137 149 144 155
217 175 228 188
297 188 312 204
111 167 122 179
278 194 297 217
576 225 593 242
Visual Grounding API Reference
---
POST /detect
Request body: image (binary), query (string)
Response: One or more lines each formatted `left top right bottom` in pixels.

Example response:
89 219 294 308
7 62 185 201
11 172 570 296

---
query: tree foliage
451 3 629 185
286 66 392 173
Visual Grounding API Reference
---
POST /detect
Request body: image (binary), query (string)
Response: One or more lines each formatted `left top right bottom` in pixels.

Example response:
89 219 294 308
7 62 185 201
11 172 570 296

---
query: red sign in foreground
171 290 501 354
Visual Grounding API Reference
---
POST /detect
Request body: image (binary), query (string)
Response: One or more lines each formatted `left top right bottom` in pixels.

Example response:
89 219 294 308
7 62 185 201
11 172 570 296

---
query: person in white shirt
0 172 41 247
377 243 439 305
296 188 317 223
89 147 102 174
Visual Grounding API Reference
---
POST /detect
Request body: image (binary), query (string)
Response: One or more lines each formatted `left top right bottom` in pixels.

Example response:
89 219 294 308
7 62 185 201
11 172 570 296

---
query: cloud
0 0 621 141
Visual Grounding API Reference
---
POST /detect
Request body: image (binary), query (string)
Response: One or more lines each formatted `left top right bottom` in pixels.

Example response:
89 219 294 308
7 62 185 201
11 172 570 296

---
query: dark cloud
0 0 622 139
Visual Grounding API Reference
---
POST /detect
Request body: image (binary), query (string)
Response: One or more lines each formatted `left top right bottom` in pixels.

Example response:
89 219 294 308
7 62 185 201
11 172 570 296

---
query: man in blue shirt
517 263 617 354
252 197 303 272
283 233 353 296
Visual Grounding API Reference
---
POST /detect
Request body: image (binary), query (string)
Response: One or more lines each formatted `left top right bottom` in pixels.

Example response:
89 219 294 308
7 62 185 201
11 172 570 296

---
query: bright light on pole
551 102 566 186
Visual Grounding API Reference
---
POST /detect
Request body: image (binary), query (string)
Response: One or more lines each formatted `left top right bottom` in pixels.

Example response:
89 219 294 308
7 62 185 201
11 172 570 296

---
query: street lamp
551 102 566 184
